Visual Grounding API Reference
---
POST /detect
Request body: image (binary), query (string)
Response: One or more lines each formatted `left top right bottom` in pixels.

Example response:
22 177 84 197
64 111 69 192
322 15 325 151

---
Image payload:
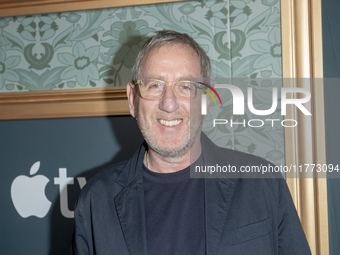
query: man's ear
127 83 137 117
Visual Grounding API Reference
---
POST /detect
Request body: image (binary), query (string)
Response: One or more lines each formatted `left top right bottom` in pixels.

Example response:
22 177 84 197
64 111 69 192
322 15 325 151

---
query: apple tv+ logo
11 161 86 219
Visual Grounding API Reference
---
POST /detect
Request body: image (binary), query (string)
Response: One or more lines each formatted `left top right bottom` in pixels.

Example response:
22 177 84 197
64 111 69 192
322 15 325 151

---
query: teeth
159 119 182 127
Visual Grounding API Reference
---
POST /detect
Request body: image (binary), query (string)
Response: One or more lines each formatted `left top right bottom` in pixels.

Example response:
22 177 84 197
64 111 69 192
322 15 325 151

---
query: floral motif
17 16 36 41
204 1 229 29
58 42 100 86
17 15 58 41
179 3 196 15
131 7 142 19
0 47 20 89
116 8 127 20
250 26 282 76
230 0 253 27
0 0 284 166
266 149 284 161
66 13 81 23
261 0 279 7
204 0 253 29
37 14 59 41
101 20 155 68
0 19 8 29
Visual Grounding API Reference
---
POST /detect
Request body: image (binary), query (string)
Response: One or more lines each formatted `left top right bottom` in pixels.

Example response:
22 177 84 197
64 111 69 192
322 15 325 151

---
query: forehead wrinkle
139 44 201 80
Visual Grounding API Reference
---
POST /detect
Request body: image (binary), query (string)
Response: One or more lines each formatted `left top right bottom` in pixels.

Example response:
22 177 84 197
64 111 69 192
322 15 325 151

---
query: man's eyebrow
144 76 196 81
147 75 166 80
177 77 194 81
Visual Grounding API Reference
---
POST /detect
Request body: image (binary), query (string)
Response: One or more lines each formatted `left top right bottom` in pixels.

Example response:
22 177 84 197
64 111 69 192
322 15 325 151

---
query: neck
145 140 202 173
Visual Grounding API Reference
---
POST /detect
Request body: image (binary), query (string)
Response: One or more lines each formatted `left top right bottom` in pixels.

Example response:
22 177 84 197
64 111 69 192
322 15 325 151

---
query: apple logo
11 161 52 218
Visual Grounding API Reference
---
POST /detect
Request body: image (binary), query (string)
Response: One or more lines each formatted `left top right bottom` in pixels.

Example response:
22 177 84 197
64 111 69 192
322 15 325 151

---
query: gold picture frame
0 0 186 18
281 0 328 254
0 0 186 120
0 0 329 254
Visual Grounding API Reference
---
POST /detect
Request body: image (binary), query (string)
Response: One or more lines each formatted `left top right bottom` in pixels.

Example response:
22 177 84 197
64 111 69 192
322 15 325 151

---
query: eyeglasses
136 79 205 102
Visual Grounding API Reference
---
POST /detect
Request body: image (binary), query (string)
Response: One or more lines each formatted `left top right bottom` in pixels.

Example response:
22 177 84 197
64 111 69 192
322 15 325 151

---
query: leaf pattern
0 0 283 165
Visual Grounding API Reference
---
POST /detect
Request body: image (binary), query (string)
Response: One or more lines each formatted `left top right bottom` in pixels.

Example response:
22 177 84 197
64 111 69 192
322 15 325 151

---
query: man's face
127 44 206 158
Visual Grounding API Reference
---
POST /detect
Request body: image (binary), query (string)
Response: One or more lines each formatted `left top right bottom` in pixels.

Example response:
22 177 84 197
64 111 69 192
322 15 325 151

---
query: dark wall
322 1 340 254
0 116 143 254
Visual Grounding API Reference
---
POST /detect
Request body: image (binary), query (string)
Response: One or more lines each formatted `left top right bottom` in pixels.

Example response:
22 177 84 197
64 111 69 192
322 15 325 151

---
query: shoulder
201 132 271 166
216 145 270 166
202 134 281 178
76 160 128 203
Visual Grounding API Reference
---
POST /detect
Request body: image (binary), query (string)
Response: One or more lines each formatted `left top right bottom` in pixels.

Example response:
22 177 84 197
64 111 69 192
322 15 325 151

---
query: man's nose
158 86 179 113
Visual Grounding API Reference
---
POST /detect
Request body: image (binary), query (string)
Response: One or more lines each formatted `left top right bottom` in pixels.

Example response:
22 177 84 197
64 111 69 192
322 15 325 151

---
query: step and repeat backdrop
0 116 143 254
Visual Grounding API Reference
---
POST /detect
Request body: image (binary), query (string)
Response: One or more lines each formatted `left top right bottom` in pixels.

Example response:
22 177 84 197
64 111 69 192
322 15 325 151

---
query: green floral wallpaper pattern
0 0 284 165
0 0 281 91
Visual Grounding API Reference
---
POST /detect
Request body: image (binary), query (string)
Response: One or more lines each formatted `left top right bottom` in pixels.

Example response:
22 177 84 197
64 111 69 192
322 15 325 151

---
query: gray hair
131 30 211 83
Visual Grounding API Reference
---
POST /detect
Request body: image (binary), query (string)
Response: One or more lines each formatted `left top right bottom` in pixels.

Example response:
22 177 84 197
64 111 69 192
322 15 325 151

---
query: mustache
155 113 188 119
153 109 189 119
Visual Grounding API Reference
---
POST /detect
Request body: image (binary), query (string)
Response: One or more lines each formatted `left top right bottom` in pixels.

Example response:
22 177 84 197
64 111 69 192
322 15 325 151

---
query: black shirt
143 164 205 255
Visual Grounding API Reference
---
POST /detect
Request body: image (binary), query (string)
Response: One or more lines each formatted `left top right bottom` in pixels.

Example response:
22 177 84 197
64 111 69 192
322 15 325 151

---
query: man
72 30 311 255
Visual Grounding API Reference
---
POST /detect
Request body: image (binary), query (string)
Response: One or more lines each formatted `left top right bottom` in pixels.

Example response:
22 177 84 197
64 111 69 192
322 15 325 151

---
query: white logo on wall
11 161 86 219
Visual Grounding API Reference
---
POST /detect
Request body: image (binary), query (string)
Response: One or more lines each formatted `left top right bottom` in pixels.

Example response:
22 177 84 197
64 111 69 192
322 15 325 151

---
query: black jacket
72 134 311 255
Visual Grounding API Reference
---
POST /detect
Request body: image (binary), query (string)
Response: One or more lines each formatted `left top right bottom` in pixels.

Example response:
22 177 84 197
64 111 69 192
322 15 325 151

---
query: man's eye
180 83 192 90
148 83 161 89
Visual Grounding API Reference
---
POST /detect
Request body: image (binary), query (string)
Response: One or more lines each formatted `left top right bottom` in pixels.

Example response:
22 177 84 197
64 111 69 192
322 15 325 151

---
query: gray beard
135 114 203 158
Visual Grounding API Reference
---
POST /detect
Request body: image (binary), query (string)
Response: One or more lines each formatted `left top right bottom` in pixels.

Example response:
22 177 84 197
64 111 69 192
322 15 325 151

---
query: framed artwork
0 0 328 254
0 0 184 17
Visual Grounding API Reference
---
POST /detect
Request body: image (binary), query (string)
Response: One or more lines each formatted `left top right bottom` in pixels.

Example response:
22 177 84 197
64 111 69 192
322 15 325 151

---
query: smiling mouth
158 119 183 127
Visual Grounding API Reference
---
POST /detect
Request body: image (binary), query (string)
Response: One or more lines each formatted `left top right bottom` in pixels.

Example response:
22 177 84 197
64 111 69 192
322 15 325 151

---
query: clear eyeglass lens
139 80 197 101
174 81 196 100
140 80 165 99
